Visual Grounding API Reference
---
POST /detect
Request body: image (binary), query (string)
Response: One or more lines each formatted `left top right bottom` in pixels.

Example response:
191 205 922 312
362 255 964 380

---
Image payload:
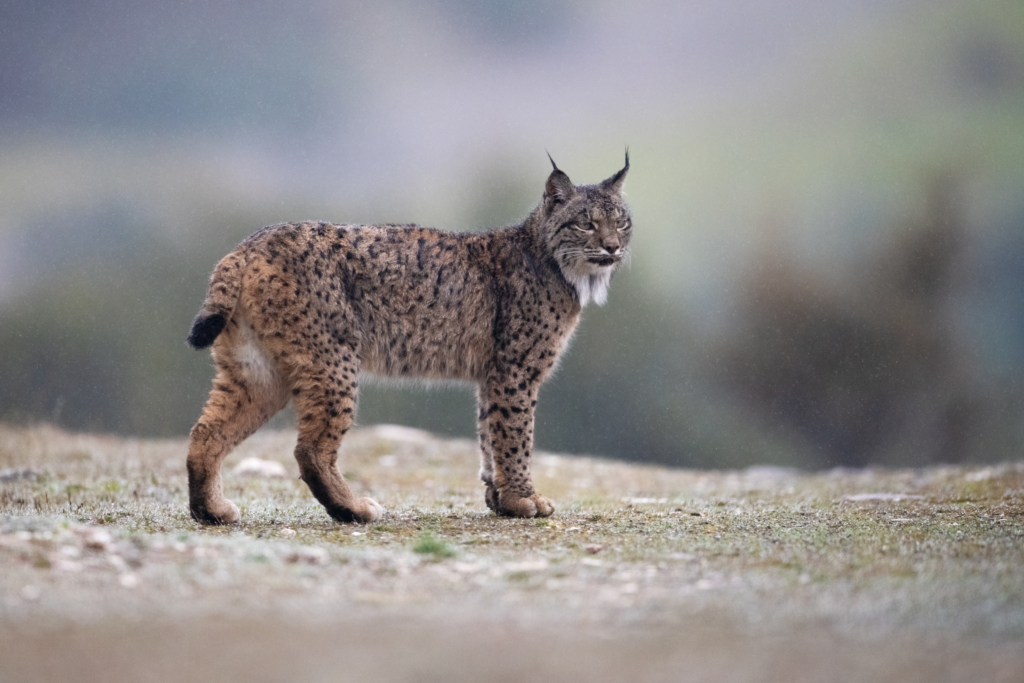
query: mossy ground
1 424 1023 682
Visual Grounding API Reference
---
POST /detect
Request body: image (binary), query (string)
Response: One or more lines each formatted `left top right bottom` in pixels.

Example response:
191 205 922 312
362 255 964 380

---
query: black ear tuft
601 149 630 193
546 150 560 172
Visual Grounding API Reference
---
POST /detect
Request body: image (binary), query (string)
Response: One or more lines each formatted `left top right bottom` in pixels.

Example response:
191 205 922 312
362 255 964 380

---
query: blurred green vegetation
1 0 1023 469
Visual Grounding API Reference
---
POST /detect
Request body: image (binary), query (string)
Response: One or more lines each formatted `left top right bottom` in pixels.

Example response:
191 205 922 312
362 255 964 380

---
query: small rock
503 560 548 572
232 457 287 478
585 544 603 555
285 547 329 565
370 424 433 444
844 493 924 502
0 468 41 483
53 559 83 572
744 466 801 481
667 552 696 561
76 527 114 551
280 528 297 537
965 467 999 482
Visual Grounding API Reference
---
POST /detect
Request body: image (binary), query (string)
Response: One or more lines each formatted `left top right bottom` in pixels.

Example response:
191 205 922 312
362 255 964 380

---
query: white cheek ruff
566 269 613 307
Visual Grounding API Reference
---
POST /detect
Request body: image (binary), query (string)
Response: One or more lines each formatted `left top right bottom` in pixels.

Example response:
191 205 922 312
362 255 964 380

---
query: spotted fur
185 156 631 524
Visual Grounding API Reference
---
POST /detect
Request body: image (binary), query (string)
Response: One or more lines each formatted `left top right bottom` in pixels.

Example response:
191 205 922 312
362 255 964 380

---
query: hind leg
187 354 288 525
291 360 382 524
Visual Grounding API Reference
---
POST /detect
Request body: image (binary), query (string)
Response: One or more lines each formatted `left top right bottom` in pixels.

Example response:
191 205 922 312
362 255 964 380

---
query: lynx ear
544 155 576 205
600 149 630 194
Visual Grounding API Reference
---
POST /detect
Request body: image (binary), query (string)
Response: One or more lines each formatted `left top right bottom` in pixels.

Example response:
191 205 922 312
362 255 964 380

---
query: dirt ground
1 423 1023 682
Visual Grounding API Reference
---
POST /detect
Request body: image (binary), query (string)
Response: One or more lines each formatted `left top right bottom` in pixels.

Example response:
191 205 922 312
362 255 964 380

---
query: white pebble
231 457 288 478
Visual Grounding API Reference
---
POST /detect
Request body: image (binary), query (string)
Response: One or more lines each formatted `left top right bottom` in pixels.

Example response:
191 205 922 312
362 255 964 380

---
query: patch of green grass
412 532 456 559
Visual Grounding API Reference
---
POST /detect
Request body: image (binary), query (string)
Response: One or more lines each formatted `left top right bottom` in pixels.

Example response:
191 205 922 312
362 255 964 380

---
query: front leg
476 387 495 488
481 378 554 518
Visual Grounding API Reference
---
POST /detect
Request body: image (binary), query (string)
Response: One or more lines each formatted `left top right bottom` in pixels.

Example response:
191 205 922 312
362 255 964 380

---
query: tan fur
185 157 632 524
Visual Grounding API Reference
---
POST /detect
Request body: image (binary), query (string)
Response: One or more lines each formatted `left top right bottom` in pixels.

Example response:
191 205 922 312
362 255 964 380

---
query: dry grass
1 423 1023 682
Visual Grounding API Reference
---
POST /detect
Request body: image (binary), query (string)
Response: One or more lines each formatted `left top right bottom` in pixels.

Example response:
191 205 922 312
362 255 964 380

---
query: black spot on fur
187 313 227 349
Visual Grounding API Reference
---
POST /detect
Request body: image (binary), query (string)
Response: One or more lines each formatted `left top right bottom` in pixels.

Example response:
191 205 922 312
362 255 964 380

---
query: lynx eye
617 221 632 232
571 222 595 233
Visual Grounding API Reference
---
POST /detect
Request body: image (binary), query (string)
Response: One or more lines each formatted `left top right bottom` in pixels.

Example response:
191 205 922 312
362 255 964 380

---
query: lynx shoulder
185 155 631 524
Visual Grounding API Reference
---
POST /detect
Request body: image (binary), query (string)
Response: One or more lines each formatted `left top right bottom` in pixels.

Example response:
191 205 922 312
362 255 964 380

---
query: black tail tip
186 313 227 349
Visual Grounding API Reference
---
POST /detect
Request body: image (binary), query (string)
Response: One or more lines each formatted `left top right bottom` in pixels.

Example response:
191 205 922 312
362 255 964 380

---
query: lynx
185 154 631 524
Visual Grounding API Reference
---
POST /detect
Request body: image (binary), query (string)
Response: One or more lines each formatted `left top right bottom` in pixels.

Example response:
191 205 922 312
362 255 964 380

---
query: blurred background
1 0 1022 469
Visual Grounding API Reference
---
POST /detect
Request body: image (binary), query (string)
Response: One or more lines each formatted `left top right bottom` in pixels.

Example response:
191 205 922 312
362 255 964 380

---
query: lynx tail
186 249 246 349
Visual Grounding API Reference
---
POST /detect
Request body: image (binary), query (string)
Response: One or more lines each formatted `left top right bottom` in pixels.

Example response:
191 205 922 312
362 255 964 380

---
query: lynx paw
190 498 241 525
479 468 494 487
326 497 384 524
486 487 554 518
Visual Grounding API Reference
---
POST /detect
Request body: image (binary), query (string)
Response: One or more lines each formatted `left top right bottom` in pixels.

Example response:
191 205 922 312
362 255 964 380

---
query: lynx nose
602 242 621 256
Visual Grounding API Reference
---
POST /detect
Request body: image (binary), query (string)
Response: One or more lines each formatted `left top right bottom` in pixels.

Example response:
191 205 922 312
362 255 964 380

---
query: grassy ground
1 423 1023 682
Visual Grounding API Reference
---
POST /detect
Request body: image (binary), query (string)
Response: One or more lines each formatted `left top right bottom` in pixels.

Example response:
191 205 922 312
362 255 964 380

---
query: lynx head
538 152 631 306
